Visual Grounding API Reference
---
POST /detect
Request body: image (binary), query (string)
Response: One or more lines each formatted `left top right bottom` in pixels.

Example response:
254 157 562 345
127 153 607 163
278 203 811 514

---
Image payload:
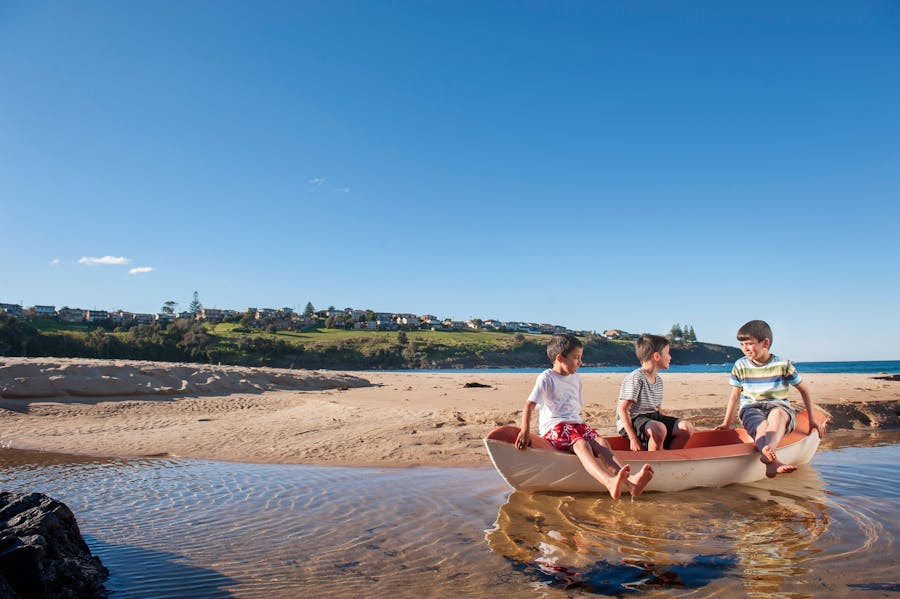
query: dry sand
1 357 898 467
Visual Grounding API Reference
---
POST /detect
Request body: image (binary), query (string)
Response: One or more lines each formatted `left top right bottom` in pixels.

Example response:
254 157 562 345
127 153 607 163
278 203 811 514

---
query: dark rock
0 491 108 598
873 374 900 382
463 382 492 388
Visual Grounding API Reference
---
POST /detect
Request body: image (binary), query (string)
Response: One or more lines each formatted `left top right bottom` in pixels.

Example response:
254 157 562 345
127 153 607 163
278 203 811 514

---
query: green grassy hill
1 313 741 369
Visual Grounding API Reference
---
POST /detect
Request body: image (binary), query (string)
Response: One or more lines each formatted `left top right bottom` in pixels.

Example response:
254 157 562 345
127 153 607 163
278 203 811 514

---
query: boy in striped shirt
717 320 826 477
617 334 695 451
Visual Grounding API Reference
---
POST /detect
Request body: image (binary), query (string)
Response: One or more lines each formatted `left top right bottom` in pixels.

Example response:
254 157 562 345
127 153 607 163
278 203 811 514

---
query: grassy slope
23 319 739 368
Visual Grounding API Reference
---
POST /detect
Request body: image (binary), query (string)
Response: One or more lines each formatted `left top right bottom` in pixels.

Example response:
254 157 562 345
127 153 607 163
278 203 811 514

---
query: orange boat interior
486 410 817 459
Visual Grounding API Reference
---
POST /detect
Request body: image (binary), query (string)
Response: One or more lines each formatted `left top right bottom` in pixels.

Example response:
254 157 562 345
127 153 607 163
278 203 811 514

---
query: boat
483 409 824 493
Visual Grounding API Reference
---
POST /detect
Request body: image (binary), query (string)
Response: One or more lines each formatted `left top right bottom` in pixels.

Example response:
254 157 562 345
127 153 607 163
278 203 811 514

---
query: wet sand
1 357 898 466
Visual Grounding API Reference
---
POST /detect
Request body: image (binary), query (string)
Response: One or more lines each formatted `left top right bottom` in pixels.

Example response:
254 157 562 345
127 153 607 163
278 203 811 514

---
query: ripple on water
1 435 899 598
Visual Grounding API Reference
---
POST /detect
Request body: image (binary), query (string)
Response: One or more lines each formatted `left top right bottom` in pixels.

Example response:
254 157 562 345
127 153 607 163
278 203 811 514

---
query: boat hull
483 410 823 493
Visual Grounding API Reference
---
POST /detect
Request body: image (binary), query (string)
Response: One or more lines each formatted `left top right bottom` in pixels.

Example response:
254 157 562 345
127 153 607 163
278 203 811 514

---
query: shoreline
2 357 899 467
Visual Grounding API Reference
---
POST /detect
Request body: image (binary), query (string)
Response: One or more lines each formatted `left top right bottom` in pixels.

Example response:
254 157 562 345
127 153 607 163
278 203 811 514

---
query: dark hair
635 333 670 363
547 333 583 361
737 320 772 344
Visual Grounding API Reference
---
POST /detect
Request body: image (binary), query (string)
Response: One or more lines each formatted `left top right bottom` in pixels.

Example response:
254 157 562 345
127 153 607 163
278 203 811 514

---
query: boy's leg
571 439 628 499
644 421 667 451
587 437 653 497
759 408 797 477
668 419 694 450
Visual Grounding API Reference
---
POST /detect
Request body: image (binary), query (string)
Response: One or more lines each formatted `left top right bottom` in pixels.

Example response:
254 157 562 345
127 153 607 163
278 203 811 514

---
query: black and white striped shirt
615 368 663 431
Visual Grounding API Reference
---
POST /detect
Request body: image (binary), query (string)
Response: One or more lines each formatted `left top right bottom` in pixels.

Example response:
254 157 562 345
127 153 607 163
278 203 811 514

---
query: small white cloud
335 187 351 193
49 258 60 266
308 177 327 186
128 266 155 275
78 255 132 266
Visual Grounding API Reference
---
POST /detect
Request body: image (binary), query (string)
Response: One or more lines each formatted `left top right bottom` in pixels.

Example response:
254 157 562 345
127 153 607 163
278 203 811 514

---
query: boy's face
740 336 771 363
555 347 583 375
656 345 672 369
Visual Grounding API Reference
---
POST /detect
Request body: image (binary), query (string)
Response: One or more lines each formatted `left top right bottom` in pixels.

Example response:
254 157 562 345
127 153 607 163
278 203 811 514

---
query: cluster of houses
1 302 626 339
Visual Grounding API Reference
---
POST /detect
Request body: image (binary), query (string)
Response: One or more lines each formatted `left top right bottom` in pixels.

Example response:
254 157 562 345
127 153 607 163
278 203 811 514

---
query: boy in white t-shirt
515 334 654 499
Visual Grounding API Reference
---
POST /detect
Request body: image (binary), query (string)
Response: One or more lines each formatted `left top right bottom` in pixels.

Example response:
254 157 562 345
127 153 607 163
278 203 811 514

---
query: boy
617 334 694 451
515 334 654 499
716 320 826 477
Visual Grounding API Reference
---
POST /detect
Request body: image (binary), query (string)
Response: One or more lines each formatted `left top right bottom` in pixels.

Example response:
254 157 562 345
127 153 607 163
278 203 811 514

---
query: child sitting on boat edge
716 319 827 477
617 333 695 451
515 333 654 499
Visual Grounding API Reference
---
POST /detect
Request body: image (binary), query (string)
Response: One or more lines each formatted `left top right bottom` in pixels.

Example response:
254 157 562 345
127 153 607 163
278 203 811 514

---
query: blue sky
1 1 898 361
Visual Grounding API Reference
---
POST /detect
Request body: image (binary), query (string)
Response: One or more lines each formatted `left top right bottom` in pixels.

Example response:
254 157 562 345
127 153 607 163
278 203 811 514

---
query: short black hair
547 333 583 361
737 320 773 344
635 333 670 363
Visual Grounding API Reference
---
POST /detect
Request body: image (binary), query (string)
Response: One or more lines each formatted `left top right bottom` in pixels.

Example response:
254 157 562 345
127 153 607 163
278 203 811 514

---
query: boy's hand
811 419 827 438
714 423 731 431
515 430 531 450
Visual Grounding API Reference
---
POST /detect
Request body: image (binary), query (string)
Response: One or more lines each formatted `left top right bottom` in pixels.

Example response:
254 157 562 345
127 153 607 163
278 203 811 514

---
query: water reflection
1 434 898 598
486 459 897 598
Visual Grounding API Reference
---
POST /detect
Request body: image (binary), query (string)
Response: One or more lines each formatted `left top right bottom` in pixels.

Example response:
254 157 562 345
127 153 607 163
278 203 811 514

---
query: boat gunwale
484 408 823 463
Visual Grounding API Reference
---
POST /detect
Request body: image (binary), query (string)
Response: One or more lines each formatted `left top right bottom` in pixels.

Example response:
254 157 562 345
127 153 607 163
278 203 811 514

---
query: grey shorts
739 402 796 438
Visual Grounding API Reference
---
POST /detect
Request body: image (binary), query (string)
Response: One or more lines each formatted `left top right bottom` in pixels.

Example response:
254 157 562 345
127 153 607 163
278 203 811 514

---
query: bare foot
760 445 777 465
628 464 654 497
765 460 797 478
606 464 630 499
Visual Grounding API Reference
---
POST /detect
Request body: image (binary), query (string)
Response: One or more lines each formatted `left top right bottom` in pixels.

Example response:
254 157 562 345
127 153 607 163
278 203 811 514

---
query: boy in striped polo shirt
617 334 695 451
717 320 826 477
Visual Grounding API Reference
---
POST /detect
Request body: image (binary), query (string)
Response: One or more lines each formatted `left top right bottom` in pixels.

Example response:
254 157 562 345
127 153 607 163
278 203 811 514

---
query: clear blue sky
2 1 898 361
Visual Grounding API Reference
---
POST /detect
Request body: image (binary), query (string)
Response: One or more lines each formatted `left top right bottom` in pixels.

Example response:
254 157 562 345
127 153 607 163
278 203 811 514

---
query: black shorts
619 411 680 449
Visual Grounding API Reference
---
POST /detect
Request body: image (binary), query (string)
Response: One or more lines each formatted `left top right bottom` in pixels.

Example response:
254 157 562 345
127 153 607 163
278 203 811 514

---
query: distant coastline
1 312 741 370
393 360 900 375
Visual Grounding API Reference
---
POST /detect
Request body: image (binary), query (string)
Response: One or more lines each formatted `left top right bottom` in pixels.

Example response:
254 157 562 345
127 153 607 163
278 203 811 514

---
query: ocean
403 359 900 375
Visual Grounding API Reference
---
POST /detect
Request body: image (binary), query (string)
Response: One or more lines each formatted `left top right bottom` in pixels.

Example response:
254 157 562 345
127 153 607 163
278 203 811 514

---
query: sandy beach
1 357 898 467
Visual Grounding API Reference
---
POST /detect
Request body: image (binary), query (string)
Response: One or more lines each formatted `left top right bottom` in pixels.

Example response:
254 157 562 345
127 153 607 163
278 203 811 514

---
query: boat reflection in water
486 467 834 596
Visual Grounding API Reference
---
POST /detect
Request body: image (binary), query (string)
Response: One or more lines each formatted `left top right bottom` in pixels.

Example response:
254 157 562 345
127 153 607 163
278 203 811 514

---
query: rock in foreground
0 491 108 598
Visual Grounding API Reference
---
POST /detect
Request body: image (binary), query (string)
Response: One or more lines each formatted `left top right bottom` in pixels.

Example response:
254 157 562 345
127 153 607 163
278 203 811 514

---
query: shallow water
1 431 898 598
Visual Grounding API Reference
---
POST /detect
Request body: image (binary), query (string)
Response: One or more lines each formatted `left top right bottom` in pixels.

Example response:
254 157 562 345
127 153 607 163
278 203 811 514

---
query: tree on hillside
0 313 39 356
88 328 111 358
688 325 697 342
365 309 375 322
161 301 178 315
304 302 315 317
397 330 408 345
189 291 202 315
670 323 683 341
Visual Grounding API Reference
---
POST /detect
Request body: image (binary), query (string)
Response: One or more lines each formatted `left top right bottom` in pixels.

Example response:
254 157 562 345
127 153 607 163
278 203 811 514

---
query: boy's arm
795 381 826 437
716 387 741 430
617 400 642 451
515 401 535 450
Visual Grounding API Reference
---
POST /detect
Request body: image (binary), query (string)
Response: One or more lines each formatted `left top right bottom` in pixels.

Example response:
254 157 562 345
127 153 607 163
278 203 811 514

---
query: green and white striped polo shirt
729 355 801 408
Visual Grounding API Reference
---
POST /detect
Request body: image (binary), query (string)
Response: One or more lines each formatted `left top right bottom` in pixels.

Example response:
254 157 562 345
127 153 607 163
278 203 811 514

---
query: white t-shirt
527 369 584 436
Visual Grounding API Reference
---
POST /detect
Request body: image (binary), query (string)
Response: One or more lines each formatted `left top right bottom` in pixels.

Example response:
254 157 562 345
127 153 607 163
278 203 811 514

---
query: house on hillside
111 311 135 326
57 307 84 323
84 310 110 323
0 303 23 317
604 329 639 340
32 305 56 317
200 308 226 322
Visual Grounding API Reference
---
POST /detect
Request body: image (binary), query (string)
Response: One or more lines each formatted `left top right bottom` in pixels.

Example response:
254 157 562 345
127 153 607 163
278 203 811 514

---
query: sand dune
1 357 897 466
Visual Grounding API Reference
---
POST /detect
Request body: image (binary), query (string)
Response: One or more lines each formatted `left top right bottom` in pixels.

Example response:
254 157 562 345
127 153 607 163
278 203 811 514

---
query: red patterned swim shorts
542 422 599 450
